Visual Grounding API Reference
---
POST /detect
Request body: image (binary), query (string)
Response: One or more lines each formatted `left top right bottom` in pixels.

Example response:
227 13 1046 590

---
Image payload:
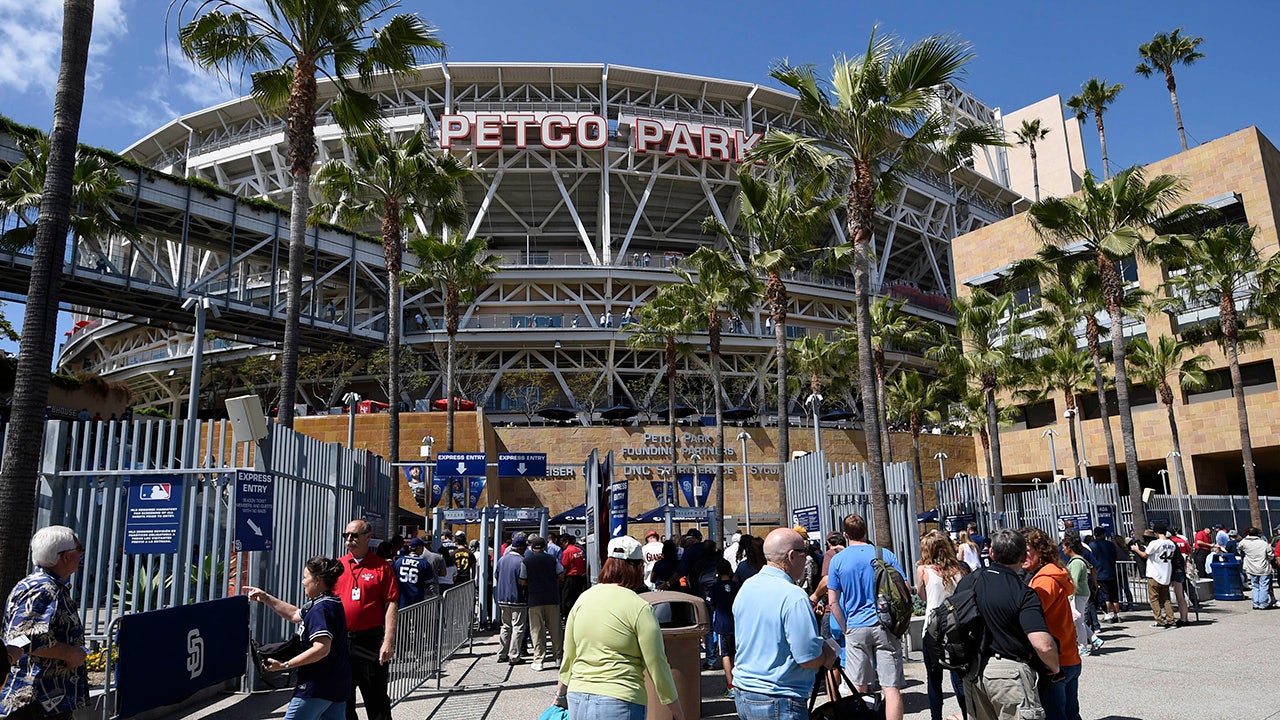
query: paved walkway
177 596 1278 720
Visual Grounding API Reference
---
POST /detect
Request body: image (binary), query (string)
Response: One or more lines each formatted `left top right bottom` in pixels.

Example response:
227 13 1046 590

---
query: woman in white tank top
956 531 981 571
917 531 968 720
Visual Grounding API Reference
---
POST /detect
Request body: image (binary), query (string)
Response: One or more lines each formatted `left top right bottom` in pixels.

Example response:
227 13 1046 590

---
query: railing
389 580 476 704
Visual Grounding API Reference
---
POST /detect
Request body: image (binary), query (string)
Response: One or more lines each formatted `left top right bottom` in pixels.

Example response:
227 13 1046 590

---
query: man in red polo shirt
558 534 588 615
335 519 398 720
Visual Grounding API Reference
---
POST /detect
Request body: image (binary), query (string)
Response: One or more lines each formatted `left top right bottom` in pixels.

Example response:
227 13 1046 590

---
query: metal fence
784 454 920 569
36 418 392 644
389 580 476 705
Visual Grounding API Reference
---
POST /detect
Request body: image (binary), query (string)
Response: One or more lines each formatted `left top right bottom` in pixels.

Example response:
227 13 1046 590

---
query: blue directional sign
435 452 486 477
608 480 629 538
1096 505 1116 534
234 470 274 552
125 475 183 554
498 453 547 477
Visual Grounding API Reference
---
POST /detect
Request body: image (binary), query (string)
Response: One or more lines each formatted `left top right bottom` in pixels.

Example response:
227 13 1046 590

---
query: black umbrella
550 504 588 523
722 405 756 421
820 409 858 422
538 406 577 421
632 505 675 523
600 405 639 421
670 405 697 418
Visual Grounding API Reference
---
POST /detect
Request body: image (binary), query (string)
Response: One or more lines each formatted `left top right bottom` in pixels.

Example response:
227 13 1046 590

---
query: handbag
808 667 884 720
537 705 569 720
252 635 307 673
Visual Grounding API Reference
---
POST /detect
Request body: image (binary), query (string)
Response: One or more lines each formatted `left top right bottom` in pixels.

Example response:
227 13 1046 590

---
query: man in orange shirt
335 519 399 720
1021 527 1080 720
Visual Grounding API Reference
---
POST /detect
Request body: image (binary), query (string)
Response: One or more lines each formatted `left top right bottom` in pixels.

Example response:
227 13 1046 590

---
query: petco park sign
439 113 762 163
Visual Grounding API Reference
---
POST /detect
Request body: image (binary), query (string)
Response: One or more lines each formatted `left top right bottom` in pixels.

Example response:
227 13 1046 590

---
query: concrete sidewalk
177 596 1278 720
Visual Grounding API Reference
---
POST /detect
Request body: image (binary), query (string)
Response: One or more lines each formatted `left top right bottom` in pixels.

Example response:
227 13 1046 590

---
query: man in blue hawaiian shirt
0 526 89 719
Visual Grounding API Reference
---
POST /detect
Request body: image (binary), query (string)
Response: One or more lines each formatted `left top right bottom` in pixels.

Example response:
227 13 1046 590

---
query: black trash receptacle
640 590 710 720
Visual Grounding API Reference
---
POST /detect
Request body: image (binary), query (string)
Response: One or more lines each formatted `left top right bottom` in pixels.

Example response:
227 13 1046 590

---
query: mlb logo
141 484 172 500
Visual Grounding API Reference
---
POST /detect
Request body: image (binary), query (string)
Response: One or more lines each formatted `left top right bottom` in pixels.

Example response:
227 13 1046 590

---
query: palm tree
174 0 444 429
1126 336 1210 501
703 168 838 525
935 288 1033 516
1029 166 1195 533
757 28 1003 548
627 291 696 505
1067 79 1124 179
885 369 946 513
403 235 499 453
669 247 761 538
1013 118 1051 201
1156 224 1280 530
311 127 469 533
791 333 852 433
0 0 95 599
1019 345 1093 475
865 298 937 463
1136 29 1206 152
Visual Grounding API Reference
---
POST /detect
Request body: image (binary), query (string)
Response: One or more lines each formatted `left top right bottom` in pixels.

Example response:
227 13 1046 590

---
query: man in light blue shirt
828 514 908 720
732 528 837 720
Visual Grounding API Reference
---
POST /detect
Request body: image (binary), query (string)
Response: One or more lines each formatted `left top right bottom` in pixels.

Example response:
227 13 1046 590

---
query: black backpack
924 572 987 679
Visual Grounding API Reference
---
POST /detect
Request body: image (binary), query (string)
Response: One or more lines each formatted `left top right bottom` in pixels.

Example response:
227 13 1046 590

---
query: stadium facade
57 63 1022 422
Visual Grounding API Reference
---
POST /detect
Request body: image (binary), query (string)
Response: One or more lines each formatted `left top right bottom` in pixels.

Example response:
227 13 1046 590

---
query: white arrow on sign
246 519 263 536
456 462 467 475
517 462 527 475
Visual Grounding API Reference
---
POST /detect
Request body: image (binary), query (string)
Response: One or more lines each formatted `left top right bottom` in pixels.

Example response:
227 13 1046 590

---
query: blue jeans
922 644 966 720
568 692 646 720
284 696 347 720
734 689 808 720
1249 574 1272 608
1038 663 1081 720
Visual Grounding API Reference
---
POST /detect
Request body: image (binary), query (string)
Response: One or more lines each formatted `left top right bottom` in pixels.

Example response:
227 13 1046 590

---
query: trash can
1210 553 1244 600
640 590 709 720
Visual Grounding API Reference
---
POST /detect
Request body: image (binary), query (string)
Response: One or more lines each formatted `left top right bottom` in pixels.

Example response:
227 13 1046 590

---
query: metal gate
784 454 920 569
37 418 392 644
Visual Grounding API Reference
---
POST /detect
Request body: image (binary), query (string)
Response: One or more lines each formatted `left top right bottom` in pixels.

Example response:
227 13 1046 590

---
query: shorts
1098 578 1118 602
844 625 904 689
717 632 736 659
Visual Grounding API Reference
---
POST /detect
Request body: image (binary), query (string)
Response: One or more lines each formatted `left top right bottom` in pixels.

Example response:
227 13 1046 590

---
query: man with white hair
0 525 90 718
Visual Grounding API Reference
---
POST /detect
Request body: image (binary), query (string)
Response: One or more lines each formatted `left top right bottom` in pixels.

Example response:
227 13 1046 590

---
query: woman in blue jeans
246 557 351 720
916 531 967 720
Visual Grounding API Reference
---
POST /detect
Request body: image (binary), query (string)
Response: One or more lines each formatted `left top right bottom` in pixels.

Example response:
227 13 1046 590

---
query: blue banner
429 473 446 508
125 474 183 554
436 452 486 477
650 480 668 503
677 473 714 507
498 453 547 477
467 476 486 508
233 470 274 552
608 480 629 538
116 596 249 717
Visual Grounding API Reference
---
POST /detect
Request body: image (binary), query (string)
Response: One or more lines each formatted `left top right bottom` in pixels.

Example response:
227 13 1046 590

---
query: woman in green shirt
1062 536 1103 656
555 536 686 720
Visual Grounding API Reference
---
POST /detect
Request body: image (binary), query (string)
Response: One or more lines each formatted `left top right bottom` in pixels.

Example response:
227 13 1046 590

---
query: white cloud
107 41 245 137
0 0 130 94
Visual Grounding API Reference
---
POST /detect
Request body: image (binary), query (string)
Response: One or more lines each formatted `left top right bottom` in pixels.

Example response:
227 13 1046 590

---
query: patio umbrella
632 505 675 523
550 504 588 524
431 397 476 411
600 405 640 421
820 409 858 422
670 405 697 419
537 406 577 422
917 508 939 523
722 406 756 422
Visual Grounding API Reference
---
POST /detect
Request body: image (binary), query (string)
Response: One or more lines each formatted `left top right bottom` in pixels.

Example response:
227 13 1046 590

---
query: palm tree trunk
979 431 993 483
667 339 678 507
1030 143 1041 202
1164 392 1196 531
768 271 790 526
1064 391 1081 476
1087 318 1122 487
911 425 925 518
1095 112 1111 180
874 355 893 463
0 0 94 599
711 311 725 543
1168 74 1188 152
385 218 402 535
279 60 320 430
1224 310 1262 528
1103 273 1146 533
984 386 1006 517
445 283 459 452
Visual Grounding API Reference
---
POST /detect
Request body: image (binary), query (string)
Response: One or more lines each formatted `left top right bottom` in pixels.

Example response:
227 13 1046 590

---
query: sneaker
723 688 735 700
509 657 524 665
1077 643 1090 657
1108 613 1120 623
1089 637 1104 653
497 655 509 664
532 661 543 672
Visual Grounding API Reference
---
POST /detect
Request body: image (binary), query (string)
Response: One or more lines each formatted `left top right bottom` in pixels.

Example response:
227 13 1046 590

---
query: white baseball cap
607 535 644 561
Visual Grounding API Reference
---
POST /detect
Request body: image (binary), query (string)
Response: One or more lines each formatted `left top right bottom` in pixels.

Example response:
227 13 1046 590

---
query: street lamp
1157 468 1170 495
688 452 701 508
1167 450 1193 534
934 452 948 482
1041 427 1059 477
420 435 436 508
805 392 823 453
343 391 362 448
737 431 752 534
181 296 219 466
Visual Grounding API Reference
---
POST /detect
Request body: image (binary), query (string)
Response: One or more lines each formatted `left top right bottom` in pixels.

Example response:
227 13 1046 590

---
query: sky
1 0 1278 356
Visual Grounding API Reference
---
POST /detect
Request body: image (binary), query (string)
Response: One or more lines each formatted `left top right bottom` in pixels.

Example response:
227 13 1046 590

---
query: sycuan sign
439 113 763 162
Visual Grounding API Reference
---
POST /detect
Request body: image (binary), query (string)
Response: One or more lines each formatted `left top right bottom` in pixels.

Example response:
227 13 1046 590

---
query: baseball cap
510 532 527 547
644 530 661 541
685 528 702 540
607 535 644 561
408 537 426 549
793 525 809 540
529 535 547 549
454 531 467 541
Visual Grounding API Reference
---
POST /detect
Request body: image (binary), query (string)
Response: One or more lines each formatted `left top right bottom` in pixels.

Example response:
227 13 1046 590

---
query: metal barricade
389 580 476 705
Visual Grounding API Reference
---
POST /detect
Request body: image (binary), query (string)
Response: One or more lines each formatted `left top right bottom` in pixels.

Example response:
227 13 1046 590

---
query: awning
549 504 587 524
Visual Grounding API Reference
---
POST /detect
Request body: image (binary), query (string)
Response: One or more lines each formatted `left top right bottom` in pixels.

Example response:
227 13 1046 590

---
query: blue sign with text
1096 505 1116 534
233 470 274 552
435 452 486 477
116 596 249 718
125 475 183 554
676 473 714 507
498 453 547 477
609 480 629 538
793 505 820 534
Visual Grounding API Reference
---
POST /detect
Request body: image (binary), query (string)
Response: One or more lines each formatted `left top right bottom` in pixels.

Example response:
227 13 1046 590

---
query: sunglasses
60 542 85 555
342 531 369 540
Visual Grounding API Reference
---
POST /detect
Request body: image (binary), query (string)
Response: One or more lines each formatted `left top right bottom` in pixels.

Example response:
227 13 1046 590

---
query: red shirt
1171 535 1191 555
561 543 587 576
335 552 398 631
1194 530 1212 551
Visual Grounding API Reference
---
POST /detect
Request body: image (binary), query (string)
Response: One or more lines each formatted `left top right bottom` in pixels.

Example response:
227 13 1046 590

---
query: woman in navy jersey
246 557 352 720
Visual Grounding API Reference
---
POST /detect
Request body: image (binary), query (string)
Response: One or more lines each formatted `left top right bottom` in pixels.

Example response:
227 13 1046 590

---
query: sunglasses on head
60 541 84 555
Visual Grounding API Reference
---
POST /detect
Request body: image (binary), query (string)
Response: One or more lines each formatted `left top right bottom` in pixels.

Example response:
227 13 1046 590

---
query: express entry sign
234 470 274 552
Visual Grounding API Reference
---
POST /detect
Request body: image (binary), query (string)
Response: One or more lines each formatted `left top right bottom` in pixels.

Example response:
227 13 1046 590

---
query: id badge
351 586 361 602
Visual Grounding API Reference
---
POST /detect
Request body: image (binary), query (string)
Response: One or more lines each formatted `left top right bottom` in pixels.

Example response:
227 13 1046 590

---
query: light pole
934 452 948 481
737 431 752 534
343 391 361 448
1167 450 1193 534
1042 427 1059 478
689 452 701 508
805 392 823 453
420 435 435 510
182 296 219 466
